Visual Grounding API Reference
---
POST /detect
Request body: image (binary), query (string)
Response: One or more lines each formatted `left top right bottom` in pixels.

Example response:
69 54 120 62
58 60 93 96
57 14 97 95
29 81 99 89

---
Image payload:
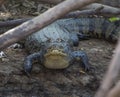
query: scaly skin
24 17 120 74
57 17 120 42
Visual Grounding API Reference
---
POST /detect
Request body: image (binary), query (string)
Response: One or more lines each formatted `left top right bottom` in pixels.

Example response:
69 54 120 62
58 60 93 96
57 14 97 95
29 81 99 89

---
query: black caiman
24 17 120 75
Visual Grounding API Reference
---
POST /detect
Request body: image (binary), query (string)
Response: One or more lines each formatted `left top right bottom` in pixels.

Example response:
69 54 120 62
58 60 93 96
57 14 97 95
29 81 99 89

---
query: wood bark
81 3 120 16
95 38 120 97
35 0 120 13
107 81 120 97
0 0 99 50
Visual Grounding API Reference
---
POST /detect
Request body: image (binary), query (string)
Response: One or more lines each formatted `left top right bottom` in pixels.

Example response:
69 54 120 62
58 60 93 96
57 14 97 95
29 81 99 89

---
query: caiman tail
57 17 120 43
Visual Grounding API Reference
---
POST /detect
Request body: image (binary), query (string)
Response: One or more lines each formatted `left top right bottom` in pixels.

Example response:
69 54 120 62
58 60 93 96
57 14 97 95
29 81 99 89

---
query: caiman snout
44 49 69 69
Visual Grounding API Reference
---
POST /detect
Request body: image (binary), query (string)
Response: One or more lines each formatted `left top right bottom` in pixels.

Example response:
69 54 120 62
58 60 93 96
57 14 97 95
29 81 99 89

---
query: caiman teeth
45 50 67 57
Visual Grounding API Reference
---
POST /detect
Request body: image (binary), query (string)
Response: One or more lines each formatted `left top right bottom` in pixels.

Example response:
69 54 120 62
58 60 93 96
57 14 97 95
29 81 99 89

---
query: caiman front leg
70 33 89 47
71 51 90 71
24 51 42 75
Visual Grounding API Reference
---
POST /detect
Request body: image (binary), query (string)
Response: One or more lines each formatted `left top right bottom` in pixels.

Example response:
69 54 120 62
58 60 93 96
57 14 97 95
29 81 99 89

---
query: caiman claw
23 52 42 76
71 51 90 71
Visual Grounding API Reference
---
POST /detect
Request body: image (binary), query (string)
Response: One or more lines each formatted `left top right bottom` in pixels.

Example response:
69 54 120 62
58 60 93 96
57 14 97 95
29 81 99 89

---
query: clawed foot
24 61 32 77
71 51 90 71
23 52 42 76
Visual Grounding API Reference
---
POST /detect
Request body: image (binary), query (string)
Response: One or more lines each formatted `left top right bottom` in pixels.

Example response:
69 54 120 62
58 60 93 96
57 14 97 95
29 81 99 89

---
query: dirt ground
0 39 115 97
0 0 117 97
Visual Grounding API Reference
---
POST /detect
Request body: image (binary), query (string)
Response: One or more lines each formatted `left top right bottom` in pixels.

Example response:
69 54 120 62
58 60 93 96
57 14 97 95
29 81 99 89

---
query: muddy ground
0 39 115 97
0 0 117 97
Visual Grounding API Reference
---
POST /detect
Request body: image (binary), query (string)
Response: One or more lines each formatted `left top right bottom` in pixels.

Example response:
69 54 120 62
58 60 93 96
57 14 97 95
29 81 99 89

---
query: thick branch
94 38 120 97
0 0 99 50
107 81 120 97
81 3 120 16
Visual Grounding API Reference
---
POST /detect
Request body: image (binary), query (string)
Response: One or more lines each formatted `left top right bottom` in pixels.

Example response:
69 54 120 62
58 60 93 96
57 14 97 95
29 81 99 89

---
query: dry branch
34 0 120 8
0 0 99 50
107 81 120 97
81 3 120 16
37 0 120 15
95 39 120 97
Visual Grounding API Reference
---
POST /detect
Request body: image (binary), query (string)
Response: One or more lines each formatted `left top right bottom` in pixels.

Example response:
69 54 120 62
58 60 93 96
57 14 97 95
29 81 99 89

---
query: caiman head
43 42 71 69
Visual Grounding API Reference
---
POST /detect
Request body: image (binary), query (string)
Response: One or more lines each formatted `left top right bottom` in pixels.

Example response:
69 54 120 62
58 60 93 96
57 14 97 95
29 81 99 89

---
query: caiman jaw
44 49 69 69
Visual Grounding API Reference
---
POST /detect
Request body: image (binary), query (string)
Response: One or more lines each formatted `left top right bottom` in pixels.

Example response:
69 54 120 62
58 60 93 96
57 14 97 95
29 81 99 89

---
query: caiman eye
57 38 62 42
